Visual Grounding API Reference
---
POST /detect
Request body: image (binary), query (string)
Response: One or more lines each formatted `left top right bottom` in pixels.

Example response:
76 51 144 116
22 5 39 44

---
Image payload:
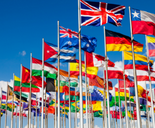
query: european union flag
60 26 97 53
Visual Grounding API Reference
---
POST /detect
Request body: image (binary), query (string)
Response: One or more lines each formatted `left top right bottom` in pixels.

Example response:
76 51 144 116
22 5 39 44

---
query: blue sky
1 0 155 128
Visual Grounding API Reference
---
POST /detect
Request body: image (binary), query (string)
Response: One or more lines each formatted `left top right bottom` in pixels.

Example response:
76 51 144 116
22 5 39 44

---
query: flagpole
4 84 8 128
15 103 18 128
78 0 83 127
103 72 107 128
41 38 45 128
11 73 15 128
117 80 122 128
103 26 111 128
32 110 34 128
68 63 71 128
84 52 88 128
74 87 77 128
0 88 2 128
122 51 129 128
21 102 23 128
145 81 149 128
64 92 66 128
28 53 32 128
129 89 132 128
145 35 155 128
19 64 23 128
45 88 47 128
54 83 57 128
114 88 118 128
87 84 90 128
90 93 94 128
129 6 141 128
36 95 38 128
57 20 61 128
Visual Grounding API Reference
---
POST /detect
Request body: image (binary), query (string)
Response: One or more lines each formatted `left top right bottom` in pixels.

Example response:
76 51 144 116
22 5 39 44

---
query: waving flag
124 51 153 71
44 42 75 62
80 0 126 26
131 8 155 36
147 36 155 57
60 26 97 52
85 52 115 67
106 29 143 52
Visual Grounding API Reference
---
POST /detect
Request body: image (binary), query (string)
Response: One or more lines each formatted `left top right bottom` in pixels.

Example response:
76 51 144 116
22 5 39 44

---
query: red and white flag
85 52 115 67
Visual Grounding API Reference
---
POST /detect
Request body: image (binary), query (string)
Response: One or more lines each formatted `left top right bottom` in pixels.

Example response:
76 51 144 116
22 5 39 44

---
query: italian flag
14 75 40 93
32 57 57 79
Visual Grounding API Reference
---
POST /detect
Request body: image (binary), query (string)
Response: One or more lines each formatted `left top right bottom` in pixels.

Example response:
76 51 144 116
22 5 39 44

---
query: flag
22 66 46 88
85 52 115 67
70 61 98 79
14 75 40 93
131 8 155 36
89 76 113 90
119 79 134 88
46 78 55 92
60 26 97 53
147 36 155 57
44 42 75 62
124 51 153 71
32 57 57 79
106 29 143 52
91 89 103 101
115 88 129 101
80 0 126 26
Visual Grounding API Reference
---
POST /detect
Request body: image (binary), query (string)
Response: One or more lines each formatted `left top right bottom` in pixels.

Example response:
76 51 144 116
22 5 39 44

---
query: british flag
80 0 126 26
60 26 78 38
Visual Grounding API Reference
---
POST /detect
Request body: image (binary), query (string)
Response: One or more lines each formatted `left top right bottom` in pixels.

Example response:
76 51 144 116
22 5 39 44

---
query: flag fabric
119 79 134 88
85 52 115 67
60 26 97 53
124 51 153 71
131 8 155 36
22 66 46 88
44 42 75 62
46 78 56 92
32 57 57 79
2 91 7 103
80 0 126 26
115 88 129 101
89 76 113 90
147 36 155 57
106 29 143 52
70 61 98 79
14 75 40 93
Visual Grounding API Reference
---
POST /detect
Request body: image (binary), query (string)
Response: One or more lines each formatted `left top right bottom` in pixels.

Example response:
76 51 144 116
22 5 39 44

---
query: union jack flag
60 26 78 38
80 0 126 26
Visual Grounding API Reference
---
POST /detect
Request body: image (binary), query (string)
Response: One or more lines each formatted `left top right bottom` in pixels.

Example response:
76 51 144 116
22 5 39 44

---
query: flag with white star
131 8 155 36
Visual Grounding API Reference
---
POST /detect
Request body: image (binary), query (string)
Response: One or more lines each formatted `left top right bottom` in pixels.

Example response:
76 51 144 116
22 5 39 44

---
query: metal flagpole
68 63 71 128
61 113 63 128
36 95 38 128
78 0 83 127
87 84 90 128
145 35 155 128
45 88 47 128
122 51 129 128
103 26 111 128
74 87 77 128
39 107 41 128
11 73 15 128
54 84 57 128
41 38 45 128
15 103 18 128
57 20 61 128
90 93 94 128
21 102 23 128
117 81 122 128
129 89 132 128
114 88 118 128
19 64 23 128
4 84 8 128
0 88 2 128
145 81 149 128
129 6 141 128
84 52 88 128
64 92 66 128
29 53 33 128
32 110 34 128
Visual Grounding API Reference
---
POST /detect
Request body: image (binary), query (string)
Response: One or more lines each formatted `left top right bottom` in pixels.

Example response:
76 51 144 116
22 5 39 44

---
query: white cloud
114 61 123 69
0 79 13 93
77 122 101 128
6 126 9 128
19 50 26 56
24 124 36 128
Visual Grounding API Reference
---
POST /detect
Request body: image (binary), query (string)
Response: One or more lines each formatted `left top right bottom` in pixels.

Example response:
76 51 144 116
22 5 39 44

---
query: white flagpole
104 26 111 128
21 102 23 128
15 103 18 128
68 63 71 128
45 88 47 128
64 92 66 128
0 88 2 128
36 95 38 128
57 20 61 128
19 64 23 128
78 0 83 128
84 52 88 128
145 81 149 128
129 6 141 128
29 53 32 128
114 88 118 128
4 84 8 128
74 87 77 128
41 38 45 128
11 74 15 128
54 87 57 128
122 51 129 128
145 35 155 128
